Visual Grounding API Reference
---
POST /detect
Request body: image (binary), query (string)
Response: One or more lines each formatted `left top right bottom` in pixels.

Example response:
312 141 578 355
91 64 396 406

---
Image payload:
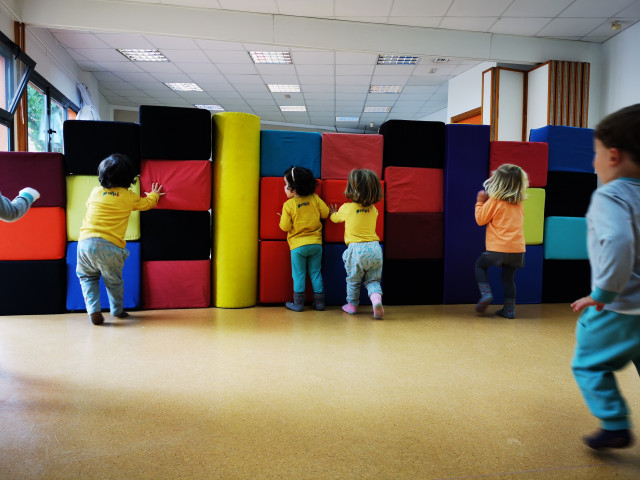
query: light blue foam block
544 216 588 260
260 130 322 178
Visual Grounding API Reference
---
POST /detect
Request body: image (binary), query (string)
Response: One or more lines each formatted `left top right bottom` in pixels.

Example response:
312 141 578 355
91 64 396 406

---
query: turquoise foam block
544 216 588 260
260 130 321 178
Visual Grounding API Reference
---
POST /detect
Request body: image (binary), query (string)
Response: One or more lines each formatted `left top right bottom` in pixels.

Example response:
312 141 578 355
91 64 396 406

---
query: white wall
495 69 524 141
447 61 496 123
600 22 640 117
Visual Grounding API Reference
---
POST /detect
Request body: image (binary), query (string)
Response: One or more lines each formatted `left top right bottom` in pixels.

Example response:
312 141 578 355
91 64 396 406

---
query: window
0 30 35 126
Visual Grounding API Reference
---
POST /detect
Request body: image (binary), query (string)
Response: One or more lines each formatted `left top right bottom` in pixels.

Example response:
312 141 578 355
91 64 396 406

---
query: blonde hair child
474 163 528 318
329 169 384 319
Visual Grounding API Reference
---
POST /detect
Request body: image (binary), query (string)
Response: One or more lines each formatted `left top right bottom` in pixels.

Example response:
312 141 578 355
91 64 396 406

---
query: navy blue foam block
260 130 322 178
487 245 543 305
0 260 66 315
442 124 491 304
542 259 591 303
63 120 140 175
323 243 384 307
529 125 594 173
383 258 443 305
545 171 597 217
140 210 211 261
379 120 445 170
66 242 141 311
139 105 212 160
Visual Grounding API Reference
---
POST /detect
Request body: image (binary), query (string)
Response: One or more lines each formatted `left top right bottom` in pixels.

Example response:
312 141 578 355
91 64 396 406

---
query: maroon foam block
142 260 211 309
489 141 548 187
384 212 443 260
384 167 443 213
321 133 383 180
0 152 64 207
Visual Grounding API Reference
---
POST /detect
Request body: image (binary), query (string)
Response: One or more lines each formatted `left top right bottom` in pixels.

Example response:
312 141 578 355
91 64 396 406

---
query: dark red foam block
384 167 442 213
321 133 383 180
322 180 384 243
259 240 313 304
142 260 211 309
140 159 211 211
0 207 66 260
0 152 65 207
260 177 323 240
489 141 548 187
385 212 443 259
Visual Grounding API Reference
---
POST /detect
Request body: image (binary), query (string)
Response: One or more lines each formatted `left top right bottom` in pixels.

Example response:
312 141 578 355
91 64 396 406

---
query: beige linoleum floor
1 304 640 479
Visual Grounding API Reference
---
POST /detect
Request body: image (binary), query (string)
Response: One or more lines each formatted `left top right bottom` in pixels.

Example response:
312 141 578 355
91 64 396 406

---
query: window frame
0 29 36 127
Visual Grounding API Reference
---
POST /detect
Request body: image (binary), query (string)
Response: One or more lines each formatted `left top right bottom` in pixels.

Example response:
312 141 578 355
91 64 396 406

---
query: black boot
285 292 305 312
313 292 325 311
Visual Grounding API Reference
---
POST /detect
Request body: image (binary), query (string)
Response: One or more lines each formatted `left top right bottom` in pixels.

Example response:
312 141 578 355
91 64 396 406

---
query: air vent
433 58 450 63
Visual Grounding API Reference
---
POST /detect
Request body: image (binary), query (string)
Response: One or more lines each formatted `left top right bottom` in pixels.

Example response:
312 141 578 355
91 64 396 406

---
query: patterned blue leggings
76 237 129 316
342 241 383 306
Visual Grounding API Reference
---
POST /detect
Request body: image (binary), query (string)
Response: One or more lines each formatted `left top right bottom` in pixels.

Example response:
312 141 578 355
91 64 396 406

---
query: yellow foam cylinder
211 112 260 308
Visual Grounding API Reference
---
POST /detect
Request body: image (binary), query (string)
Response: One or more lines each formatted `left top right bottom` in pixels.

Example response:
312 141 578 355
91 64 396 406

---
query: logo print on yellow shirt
297 201 309 208
356 208 369 214
103 191 120 197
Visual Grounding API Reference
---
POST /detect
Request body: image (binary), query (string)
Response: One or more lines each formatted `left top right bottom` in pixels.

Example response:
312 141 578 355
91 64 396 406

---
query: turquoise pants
291 244 323 294
572 307 640 430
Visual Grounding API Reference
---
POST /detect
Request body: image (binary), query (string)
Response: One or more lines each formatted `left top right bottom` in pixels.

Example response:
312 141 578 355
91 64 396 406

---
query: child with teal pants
571 104 640 450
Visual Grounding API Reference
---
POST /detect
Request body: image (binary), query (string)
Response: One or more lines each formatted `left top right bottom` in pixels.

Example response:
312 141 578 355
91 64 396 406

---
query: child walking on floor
571 104 640 450
77 153 164 325
474 163 528 319
329 169 384 320
279 166 329 312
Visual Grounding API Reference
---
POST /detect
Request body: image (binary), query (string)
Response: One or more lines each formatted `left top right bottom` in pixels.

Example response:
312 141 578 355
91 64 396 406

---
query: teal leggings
290 244 323 294
572 307 640 430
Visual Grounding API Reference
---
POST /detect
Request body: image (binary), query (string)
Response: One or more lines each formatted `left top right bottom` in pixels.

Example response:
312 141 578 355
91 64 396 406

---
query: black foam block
542 259 591 303
544 171 597 217
383 258 443 305
139 105 212 160
63 120 140 175
0 260 66 315
379 120 445 170
141 210 211 261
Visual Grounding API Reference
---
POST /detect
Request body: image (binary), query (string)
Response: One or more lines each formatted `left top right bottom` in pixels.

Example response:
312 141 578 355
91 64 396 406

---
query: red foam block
0 207 66 260
321 133 383 180
322 180 385 243
259 240 314 304
384 167 443 213
489 141 548 187
140 159 212 210
384 212 443 259
142 260 211 309
0 152 65 207
260 177 323 240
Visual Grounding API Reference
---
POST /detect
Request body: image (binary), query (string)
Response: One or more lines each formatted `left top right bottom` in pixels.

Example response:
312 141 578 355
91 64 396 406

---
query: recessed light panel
364 106 392 113
377 54 419 65
336 116 359 122
117 49 169 62
268 84 301 93
369 85 403 94
279 105 306 112
249 51 292 64
164 82 203 92
195 104 225 111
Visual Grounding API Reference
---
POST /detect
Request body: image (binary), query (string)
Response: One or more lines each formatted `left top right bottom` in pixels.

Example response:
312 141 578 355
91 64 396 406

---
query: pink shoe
370 293 384 320
342 303 357 315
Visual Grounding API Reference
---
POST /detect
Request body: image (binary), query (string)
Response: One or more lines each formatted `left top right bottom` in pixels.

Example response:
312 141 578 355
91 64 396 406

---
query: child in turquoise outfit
571 104 640 450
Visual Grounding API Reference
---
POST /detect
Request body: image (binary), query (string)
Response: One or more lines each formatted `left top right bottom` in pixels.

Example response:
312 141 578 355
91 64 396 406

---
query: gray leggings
474 251 525 299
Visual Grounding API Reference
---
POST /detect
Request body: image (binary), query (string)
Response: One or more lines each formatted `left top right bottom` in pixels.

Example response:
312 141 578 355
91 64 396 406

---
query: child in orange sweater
474 164 529 319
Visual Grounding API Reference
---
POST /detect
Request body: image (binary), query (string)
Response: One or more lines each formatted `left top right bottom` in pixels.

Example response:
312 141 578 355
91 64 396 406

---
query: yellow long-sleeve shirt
79 186 160 248
330 202 379 245
475 197 525 253
279 194 329 250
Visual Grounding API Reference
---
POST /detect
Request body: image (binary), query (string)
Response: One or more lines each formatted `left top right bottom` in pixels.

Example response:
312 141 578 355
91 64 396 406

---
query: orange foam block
0 207 66 260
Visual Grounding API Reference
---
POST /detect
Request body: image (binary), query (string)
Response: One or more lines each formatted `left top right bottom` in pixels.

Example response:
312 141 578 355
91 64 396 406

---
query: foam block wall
385 167 443 213
489 141 548 187
140 160 211 211
66 241 141 311
384 212 443 259
529 125 594 173
260 130 321 178
139 105 212 160
383 258 443 305
63 120 140 175
321 133 383 179
142 260 211 309
259 240 313 304
212 112 260 308
545 171 597 217
379 120 445 169
544 217 588 260
140 210 211 261
523 188 545 245
542 259 591 303
0 207 66 260
487 245 543 304
0 260 66 315
0 152 65 207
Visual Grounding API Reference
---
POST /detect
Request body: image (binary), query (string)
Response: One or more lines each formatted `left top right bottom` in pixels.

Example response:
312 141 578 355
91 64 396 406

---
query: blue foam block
66 241 141 311
260 130 322 178
443 124 491 304
488 245 543 304
529 125 594 173
323 243 383 306
544 216 588 260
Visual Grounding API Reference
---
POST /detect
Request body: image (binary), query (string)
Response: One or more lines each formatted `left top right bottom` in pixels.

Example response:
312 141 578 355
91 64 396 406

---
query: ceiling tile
53 32 110 49
161 49 211 63
502 0 574 17
144 35 200 49
390 0 452 16
439 16 499 31
336 65 375 76
448 0 513 17
490 17 553 35
387 16 443 27
218 0 278 14
536 17 605 36
559 0 638 17
96 33 156 49
275 0 334 17
335 0 393 17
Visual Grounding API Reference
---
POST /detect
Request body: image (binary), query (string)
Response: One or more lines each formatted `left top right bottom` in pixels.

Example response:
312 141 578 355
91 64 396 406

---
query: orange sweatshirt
475 197 525 253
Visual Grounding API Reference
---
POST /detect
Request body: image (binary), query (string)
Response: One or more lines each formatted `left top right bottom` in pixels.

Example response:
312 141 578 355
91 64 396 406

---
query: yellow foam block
523 187 545 245
66 175 141 241
212 112 260 308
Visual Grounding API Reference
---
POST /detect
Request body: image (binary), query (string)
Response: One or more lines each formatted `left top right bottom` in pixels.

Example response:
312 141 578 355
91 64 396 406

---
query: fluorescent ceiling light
195 104 225 111
336 116 359 122
117 49 169 62
249 51 292 64
279 105 306 112
164 82 203 92
369 85 403 94
377 54 419 65
268 84 301 93
364 106 392 113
